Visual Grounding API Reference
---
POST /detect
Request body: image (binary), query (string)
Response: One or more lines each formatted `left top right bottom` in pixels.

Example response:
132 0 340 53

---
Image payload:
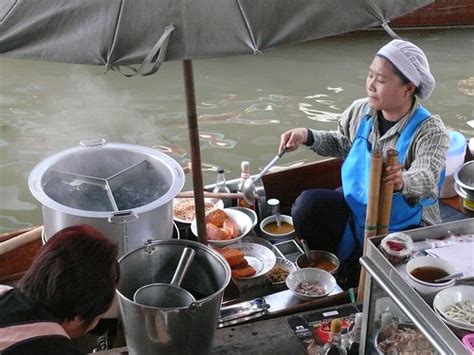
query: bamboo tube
357 148 383 302
377 149 399 236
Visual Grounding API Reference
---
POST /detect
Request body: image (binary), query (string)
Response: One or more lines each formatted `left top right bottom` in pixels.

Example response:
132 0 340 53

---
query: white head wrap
376 39 435 100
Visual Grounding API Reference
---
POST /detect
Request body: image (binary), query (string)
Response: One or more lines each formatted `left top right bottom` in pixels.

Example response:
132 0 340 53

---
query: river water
1 29 473 233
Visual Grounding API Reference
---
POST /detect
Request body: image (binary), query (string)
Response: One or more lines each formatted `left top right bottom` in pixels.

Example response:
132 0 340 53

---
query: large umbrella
0 0 433 243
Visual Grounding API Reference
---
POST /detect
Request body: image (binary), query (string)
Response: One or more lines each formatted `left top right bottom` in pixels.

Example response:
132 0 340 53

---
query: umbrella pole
357 148 383 301
183 59 207 244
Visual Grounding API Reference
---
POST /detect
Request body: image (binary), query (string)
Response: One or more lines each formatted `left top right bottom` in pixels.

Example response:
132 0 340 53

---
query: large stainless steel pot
117 239 231 354
29 139 184 255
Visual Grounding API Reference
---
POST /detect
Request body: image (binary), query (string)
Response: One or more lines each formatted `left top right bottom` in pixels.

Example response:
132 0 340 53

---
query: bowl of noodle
173 197 224 224
433 285 474 331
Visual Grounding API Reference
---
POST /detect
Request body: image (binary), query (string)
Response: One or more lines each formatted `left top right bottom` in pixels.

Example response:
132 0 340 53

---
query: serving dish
267 257 297 284
191 208 252 247
173 197 223 224
433 285 474 331
286 268 336 301
223 242 276 279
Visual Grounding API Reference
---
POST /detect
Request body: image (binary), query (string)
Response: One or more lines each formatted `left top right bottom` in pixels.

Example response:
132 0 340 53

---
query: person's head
366 39 435 114
18 224 119 337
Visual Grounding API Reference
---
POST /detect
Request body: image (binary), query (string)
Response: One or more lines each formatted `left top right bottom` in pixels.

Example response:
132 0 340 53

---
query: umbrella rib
105 0 126 69
236 0 260 54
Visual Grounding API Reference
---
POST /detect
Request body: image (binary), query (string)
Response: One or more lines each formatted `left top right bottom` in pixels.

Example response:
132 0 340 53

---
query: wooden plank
390 0 474 28
262 159 342 215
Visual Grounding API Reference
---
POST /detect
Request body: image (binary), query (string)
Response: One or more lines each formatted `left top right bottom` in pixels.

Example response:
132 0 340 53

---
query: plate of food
374 323 436 354
191 208 252 247
173 197 223 224
267 257 297 284
221 242 276 279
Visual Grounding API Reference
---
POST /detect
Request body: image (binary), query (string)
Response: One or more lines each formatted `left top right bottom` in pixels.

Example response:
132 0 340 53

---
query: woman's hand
384 162 404 192
279 128 308 153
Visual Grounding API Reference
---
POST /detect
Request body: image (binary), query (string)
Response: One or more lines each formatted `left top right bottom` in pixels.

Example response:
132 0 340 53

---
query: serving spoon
300 239 311 261
241 148 287 205
434 271 464 283
134 247 196 308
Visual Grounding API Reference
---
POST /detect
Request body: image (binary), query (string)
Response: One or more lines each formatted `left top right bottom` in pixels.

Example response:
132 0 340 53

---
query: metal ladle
134 247 196 308
242 148 287 205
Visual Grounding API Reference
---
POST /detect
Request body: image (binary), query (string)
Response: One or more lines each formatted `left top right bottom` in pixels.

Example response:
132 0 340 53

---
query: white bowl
433 285 474 331
191 208 252 247
173 197 224 224
259 215 295 243
227 206 258 230
405 256 456 301
285 268 336 301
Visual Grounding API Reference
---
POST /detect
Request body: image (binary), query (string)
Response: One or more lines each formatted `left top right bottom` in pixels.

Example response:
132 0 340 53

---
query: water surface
1 29 473 232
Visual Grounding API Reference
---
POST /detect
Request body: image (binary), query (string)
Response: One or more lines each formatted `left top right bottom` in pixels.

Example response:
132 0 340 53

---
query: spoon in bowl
300 239 311 262
434 271 464 283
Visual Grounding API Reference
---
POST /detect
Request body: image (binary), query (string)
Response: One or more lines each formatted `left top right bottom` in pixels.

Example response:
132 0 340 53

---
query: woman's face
366 56 413 115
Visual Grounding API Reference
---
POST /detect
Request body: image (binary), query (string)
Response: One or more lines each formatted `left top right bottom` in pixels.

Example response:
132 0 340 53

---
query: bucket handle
79 139 106 148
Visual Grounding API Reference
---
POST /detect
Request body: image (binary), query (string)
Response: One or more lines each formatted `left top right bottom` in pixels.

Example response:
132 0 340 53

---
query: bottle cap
217 167 225 174
267 198 280 207
241 161 249 172
330 319 342 333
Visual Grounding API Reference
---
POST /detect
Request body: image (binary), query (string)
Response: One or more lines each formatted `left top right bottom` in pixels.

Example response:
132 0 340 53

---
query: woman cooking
279 39 449 285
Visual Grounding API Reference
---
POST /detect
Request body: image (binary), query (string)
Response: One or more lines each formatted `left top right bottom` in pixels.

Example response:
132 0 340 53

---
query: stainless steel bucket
116 239 231 354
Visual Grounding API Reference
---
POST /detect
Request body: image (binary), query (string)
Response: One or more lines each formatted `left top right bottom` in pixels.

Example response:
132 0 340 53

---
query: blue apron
336 105 438 263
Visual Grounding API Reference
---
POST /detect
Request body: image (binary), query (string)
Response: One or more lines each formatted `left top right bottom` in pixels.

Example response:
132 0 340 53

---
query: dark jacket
0 286 84 355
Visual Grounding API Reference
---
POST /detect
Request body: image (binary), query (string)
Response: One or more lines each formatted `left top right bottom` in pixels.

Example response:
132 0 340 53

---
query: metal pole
182 59 207 244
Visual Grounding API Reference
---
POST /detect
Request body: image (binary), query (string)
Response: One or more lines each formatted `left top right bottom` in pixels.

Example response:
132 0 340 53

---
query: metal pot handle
108 211 139 253
108 210 139 224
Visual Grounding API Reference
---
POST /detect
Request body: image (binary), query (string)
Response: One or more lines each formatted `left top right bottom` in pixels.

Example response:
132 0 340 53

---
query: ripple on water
458 77 474 97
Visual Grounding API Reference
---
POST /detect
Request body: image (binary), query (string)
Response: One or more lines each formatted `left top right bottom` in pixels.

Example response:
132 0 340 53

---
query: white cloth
377 39 435 100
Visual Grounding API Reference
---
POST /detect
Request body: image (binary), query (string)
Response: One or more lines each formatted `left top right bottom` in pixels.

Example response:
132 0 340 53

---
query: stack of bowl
454 161 474 211
433 285 474 337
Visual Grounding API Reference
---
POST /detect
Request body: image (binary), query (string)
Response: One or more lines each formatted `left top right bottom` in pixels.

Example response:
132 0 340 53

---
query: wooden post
183 59 207 244
377 149 399 236
357 148 383 302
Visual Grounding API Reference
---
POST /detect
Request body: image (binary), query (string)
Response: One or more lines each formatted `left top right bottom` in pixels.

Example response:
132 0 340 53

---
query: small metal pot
296 250 340 275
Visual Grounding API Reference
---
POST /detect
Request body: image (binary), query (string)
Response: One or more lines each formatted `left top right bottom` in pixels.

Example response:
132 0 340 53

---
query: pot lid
29 141 184 216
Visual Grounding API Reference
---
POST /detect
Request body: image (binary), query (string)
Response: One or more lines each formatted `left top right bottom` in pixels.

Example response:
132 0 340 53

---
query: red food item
218 248 245 267
386 240 404 251
223 219 240 238
206 223 231 240
231 263 256 278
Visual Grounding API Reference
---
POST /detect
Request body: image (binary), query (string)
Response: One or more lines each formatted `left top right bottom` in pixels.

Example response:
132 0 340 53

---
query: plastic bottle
322 319 347 355
237 161 254 209
213 167 231 207
347 313 362 355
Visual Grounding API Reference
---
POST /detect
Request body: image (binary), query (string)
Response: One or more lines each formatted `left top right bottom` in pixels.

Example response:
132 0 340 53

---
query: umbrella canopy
0 0 433 243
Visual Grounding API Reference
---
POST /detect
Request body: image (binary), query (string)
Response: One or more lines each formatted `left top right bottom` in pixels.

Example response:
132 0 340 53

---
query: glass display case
359 218 473 354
